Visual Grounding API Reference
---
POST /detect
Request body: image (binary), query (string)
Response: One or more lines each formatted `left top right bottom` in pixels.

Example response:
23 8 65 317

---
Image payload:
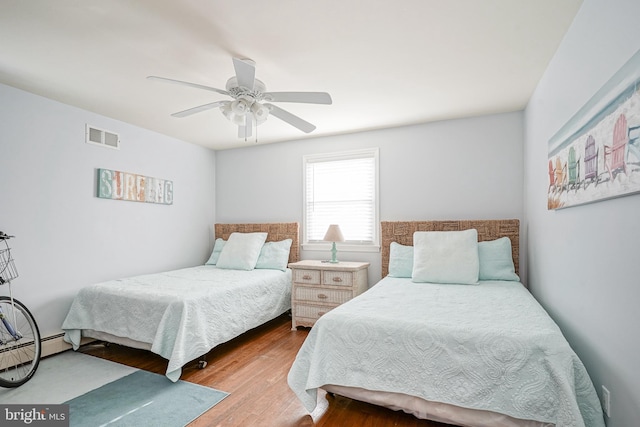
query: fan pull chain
255 119 258 143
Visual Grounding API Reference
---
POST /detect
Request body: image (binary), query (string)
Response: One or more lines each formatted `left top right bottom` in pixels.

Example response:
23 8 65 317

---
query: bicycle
0 231 41 387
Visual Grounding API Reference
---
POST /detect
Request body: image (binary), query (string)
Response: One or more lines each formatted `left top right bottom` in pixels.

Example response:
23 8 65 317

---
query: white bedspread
63 266 291 381
288 277 604 427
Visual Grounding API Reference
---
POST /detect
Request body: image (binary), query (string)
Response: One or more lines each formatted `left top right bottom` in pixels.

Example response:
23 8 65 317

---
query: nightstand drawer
293 269 321 285
294 303 336 321
322 270 353 286
294 286 352 304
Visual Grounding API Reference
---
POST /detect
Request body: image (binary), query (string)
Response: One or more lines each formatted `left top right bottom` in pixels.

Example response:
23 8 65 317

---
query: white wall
524 1 640 425
216 111 524 284
0 83 216 338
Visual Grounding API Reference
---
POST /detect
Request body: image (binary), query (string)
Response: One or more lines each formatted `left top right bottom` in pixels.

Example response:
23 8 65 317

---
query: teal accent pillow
205 238 226 265
216 232 268 270
388 242 413 278
478 237 520 281
412 229 479 285
255 239 293 271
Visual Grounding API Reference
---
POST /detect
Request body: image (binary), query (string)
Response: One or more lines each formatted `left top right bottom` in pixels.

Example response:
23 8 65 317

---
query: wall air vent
86 124 120 149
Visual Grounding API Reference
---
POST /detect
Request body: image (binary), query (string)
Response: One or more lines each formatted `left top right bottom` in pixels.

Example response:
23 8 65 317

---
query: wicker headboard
381 219 520 278
214 222 300 264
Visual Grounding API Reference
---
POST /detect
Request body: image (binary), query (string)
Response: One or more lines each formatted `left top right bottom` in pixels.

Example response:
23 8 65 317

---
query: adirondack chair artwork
604 114 628 181
627 125 640 164
583 135 599 188
548 159 556 193
567 146 580 190
547 48 640 209
554 157 567 193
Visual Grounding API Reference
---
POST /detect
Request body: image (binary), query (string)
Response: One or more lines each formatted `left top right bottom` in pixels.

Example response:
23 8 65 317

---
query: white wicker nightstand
289 260 369 330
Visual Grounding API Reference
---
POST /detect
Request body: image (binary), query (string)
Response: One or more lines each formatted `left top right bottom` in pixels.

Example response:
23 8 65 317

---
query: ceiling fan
148 57 332 139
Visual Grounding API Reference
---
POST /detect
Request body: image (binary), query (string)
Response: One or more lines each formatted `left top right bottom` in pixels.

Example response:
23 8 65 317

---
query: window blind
304 149 378 245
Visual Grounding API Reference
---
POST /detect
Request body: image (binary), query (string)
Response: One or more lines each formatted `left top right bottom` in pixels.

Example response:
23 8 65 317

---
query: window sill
302 243 380 253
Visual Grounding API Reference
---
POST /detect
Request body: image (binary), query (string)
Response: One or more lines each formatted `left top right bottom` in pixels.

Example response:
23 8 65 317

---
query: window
303 148 379 251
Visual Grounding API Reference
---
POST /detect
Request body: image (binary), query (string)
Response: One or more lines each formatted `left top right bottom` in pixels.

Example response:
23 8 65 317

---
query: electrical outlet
602 385 611 417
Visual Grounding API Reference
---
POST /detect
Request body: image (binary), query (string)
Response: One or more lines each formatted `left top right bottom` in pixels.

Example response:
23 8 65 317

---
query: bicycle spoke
0 236 41 387
0 298 41 387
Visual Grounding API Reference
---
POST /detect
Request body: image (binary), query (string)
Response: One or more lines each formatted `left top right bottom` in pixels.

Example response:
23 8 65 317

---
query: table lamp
323 224 344 263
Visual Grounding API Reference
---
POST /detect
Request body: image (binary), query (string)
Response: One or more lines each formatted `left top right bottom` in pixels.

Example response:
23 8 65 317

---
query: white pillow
412 229 479 285
215 232 268 271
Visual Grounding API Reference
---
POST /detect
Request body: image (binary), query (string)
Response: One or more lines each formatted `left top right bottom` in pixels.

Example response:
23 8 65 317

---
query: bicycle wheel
0 296 41 387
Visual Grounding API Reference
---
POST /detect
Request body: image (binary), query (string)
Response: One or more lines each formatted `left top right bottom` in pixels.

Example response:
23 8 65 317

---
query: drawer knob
332 277 343 282
302 274 312 280
317 293 328 299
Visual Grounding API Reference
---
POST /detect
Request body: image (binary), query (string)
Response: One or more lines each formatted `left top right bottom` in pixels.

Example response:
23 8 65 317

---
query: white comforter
63 266 291 381
288 277 604 427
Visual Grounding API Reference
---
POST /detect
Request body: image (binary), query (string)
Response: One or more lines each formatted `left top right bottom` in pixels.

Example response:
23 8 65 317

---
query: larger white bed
63 222 299 381
288 220 605 427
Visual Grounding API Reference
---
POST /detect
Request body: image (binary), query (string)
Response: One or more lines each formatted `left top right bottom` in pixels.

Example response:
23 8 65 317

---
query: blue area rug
64 370 228 427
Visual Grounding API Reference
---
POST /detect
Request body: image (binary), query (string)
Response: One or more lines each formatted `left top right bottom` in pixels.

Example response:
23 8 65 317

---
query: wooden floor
79 313 456 427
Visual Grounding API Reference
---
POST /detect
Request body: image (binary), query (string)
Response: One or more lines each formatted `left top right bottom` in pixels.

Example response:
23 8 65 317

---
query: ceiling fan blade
232 57 256 90
171 101 228 118
238 115 253 139
264 103 316 133
263 92 332 105
147 76 229 96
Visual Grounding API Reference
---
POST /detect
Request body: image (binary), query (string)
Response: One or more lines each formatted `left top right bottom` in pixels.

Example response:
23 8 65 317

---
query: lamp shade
323 224 344 242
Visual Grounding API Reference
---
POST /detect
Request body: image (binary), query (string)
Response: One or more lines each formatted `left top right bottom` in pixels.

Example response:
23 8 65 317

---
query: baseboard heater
41 333 72 358
40 332 98 358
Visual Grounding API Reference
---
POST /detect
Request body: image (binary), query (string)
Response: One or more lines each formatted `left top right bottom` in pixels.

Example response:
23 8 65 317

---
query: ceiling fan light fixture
153 57 331 138
231 114 246 126
251 102 270 124
230 98 250 115
221 102 247 126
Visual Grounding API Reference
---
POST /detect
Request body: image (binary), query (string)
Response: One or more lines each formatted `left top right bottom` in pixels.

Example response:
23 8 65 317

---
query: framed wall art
548 48 640 210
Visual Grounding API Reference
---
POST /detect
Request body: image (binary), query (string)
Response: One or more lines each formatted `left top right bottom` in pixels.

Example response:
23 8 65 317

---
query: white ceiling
0 0 582 150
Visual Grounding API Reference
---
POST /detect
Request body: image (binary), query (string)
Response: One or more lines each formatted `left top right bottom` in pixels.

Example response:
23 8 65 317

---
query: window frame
301 147 380 253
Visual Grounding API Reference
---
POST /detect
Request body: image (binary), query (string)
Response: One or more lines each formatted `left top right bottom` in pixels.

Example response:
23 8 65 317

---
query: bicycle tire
0 296 41 387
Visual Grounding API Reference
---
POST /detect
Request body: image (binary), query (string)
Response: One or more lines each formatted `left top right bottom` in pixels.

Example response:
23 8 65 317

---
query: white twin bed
288 220 605 427
63 222 299 381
